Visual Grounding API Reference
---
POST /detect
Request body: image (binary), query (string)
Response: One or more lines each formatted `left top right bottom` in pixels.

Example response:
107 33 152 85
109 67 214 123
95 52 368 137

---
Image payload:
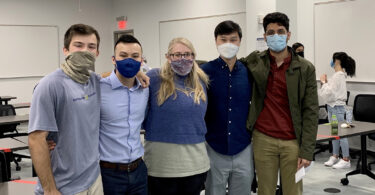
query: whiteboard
314 0 375 82
159 12 247 65
0 25 59 78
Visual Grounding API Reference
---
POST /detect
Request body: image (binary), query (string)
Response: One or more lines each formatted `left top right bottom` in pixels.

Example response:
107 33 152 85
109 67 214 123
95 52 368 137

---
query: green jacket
240 49 319 161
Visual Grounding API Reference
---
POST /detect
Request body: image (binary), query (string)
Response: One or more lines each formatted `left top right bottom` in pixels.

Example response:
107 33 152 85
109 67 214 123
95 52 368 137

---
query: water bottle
331 114 338 135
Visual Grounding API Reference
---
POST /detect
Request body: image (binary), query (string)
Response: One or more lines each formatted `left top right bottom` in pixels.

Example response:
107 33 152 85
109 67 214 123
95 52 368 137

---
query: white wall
1 0 374 112
0 0 114 112
276 0 298 44
296 0 375 98
112 0 246 68
245 0 276 53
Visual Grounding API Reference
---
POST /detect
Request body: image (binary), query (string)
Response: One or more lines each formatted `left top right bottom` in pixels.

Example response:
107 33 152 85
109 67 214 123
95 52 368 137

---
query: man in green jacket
241 12 319 195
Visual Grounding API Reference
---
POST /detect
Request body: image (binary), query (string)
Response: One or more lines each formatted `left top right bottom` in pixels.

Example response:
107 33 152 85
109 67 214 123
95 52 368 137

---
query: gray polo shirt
28 69 101 195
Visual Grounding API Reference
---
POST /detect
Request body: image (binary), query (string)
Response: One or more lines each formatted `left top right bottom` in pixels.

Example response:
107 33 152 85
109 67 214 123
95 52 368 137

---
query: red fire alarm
116 16 127 30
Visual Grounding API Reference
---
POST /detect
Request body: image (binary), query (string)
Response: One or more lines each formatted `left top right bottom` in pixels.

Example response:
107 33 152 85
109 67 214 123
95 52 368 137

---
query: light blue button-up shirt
99 71 149 163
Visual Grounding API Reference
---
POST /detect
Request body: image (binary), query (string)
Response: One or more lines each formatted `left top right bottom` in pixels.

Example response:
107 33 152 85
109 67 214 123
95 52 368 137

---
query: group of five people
28 12 322 195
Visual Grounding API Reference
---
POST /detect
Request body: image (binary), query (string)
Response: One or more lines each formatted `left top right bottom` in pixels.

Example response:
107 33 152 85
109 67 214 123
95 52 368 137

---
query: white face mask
217 43 239 59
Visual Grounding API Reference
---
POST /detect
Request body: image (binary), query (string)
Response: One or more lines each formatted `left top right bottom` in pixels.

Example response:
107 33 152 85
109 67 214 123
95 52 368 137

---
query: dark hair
64 24 100 51
263 12 290 32
214 20 242 40
292 42 304 52
114 34 142 51
333 52 356 77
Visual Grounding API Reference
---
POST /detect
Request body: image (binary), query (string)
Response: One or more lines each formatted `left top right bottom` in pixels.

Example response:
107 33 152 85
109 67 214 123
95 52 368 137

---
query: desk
0 138 29 151
0 96 16 105
12 103 31 109
317 121 375 185
0 177 37 195
0 115 29 138
0 138 29 182
12 136 28 145
0 115 29 125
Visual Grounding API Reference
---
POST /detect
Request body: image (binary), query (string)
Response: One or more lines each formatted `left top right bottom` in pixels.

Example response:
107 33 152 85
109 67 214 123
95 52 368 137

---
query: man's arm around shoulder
29 131 61 195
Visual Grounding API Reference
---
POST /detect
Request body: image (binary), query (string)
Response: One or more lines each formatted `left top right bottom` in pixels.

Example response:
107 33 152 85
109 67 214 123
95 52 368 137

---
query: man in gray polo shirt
28 24 103 195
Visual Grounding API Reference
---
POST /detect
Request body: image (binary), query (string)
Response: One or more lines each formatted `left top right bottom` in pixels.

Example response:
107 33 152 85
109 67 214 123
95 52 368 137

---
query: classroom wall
0 0 115 112
245 0 276 53
112 0 246 68
1 0 374 121
294 0 375 101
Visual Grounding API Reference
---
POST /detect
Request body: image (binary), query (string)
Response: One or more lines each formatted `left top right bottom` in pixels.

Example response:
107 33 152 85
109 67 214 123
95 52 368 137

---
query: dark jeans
148 171 207 195
101 160 148 195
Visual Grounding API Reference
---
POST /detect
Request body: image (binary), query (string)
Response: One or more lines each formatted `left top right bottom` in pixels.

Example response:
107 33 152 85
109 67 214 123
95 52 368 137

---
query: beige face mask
61 51 96 84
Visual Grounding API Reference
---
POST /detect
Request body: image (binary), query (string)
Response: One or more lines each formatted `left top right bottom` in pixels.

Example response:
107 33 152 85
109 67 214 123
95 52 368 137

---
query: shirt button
229 74 232 76
222 66 224 69
230 85 232 88
229 108 232 111
229 121 232 124
228 132 231 135
230 97 232 100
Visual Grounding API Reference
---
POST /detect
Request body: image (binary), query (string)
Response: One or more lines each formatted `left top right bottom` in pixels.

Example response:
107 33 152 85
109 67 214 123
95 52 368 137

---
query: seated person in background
28 24 103 195
292 42 304 57
99 34 149 195
143 37 210 195
319 52 356 169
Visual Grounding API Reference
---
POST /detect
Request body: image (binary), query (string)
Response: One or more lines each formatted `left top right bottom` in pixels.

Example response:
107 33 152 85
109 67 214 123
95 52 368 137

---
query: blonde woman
143 37 209 195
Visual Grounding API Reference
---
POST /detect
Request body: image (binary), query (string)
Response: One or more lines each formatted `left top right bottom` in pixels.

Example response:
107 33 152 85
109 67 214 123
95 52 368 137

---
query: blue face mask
115 58 141 78
266 34 287 52
330 60 335 68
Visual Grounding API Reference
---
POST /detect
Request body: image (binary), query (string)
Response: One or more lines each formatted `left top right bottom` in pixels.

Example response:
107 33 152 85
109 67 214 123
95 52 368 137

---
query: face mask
296 51 304 58
330 60 335 68
266 34 287 52
61 51 96 84
217 43 239 59
170 58 193 76
115 58 141 78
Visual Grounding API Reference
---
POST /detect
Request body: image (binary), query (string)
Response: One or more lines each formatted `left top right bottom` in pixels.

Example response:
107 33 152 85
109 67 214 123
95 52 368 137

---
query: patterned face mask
170 58 193 76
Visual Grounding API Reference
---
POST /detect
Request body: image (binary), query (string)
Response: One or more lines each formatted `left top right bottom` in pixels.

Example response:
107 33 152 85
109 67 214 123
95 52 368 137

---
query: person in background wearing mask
99 34 149 195
292 42 304 57
143 37 209 195
28 24 103 195
140 56 151 73
240 12 319 195
319 52 356 169
201 20 254 195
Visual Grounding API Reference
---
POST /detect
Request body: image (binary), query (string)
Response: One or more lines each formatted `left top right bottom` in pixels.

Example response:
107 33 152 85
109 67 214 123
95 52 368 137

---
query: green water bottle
331 114 338 135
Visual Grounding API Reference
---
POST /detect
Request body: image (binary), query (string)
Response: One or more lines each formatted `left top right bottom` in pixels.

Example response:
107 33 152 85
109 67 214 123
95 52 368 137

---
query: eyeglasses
169 52 195 59
265 29 287 36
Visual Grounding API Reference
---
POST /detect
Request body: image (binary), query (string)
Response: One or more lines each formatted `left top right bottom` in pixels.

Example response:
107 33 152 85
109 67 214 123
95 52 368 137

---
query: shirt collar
268 49 292 71
216 56 240 71
109 70 142 91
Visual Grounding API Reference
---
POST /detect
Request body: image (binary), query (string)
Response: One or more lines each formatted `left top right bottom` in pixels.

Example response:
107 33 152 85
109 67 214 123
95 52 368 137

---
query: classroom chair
0 104 19 138
352 94 375 170
0 104 28 171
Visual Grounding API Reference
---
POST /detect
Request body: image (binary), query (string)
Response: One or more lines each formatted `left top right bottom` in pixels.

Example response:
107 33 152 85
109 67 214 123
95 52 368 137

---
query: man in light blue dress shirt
99 35 149 195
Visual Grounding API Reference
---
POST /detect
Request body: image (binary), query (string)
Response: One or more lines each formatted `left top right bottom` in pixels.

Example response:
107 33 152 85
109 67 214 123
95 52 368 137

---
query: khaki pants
75 174 103 195
253 129 302 195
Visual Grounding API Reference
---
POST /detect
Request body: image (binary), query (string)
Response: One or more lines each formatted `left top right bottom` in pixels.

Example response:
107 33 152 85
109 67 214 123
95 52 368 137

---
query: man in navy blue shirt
201 20 253 195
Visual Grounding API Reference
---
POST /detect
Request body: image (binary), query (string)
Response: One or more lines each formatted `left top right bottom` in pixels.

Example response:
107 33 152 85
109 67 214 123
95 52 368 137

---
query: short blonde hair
157 37 209 105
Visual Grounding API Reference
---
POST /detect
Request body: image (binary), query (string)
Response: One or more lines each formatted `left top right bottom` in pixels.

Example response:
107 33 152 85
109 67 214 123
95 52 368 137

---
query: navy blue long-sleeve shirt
201 57 252 155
